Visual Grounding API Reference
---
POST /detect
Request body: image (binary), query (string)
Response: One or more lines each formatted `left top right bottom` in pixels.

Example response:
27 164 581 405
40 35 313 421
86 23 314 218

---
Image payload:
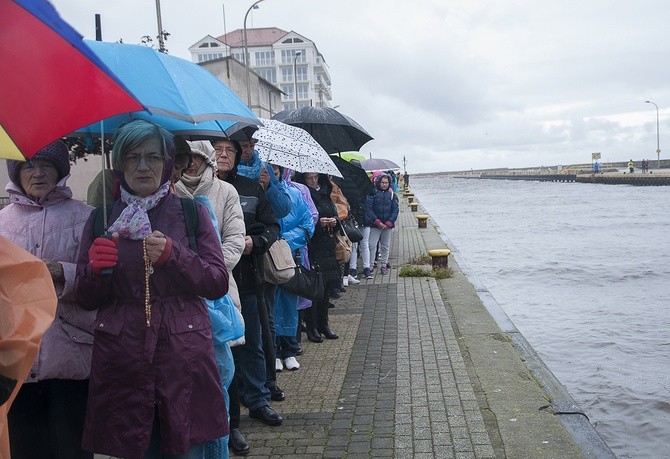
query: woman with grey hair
75 120 229 458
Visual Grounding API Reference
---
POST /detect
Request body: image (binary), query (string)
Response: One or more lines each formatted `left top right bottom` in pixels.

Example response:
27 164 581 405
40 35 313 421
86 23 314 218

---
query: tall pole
222 3 228 57
293 51 301 109
155 0 166 53
244 0 265 108
645 100 661 169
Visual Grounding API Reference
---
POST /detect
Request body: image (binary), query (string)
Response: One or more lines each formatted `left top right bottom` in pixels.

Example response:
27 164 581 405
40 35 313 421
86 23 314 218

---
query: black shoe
306 328 323 343
318 326 339 340
328 302 335 309
229 428 250 455
249 405 283 426
296 343 304 355
270 385 285 402
338 285 346 292
330 290 342 299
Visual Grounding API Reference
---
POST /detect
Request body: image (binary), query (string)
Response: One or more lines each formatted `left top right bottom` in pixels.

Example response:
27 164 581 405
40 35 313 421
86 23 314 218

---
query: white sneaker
283 356 300 371
347 274 361 285
342 275 349 287
275 358 283 372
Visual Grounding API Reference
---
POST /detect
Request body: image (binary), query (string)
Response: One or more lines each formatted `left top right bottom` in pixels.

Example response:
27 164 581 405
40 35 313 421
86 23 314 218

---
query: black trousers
8 379 91 459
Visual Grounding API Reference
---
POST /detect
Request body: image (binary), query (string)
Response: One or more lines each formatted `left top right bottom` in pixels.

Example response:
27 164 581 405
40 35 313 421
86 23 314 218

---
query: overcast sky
51 0 670 173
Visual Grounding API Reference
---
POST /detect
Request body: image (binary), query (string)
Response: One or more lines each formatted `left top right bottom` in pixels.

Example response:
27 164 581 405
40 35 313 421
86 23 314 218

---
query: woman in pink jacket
0 140 96 458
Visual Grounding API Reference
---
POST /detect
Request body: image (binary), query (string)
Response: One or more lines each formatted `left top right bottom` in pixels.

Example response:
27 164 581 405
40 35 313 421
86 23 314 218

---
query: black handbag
340 217 363 243
282 250 325 302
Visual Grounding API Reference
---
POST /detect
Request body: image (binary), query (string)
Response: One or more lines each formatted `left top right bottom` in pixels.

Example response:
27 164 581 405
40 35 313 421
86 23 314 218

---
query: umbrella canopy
329 155 375 206
272 107 373 154
71 40 261 138
252 119 342 177
0 0 144 160
335 152 366 163
361 157 400 172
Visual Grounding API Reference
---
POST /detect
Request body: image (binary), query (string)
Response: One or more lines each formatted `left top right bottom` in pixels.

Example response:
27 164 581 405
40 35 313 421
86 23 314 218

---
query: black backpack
92 197 199 251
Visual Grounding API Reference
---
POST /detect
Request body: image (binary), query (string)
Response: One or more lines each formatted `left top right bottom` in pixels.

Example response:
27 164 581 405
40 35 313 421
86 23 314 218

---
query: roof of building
218 27 289 47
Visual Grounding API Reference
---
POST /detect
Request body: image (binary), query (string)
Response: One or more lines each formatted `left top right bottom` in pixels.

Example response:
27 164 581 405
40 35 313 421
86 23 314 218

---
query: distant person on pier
593 161 600 174
628 159 635 173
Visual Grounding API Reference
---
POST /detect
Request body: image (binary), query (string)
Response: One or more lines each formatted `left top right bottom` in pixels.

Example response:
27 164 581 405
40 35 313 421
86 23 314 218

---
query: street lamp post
293 51 301 109
155 0 167 53
244 0 265 108
645 100 661 169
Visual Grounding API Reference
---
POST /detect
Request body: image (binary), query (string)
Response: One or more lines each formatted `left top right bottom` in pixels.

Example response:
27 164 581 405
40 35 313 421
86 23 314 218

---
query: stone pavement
236 195 613 458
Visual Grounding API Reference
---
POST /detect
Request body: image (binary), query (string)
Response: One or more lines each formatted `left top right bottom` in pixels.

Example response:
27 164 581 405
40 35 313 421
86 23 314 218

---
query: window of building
199 43 210 48
257 68 277 84
281 67 293 83
281 49 306 65
254 50 275 66
295 65 308 82
297 83 309 99
281 84 294 99
197 52 223 63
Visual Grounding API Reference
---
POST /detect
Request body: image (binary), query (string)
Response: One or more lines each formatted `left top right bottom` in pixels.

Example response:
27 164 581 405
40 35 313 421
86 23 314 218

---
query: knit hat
7 140 70 186
187 140 217 170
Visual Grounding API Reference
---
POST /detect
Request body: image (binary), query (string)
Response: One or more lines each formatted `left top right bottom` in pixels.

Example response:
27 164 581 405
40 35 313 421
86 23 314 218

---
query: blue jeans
277 335 301 360
231 293 270 410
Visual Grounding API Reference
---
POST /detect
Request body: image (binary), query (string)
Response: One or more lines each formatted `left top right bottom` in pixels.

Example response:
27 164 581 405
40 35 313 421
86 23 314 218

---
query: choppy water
412 176 670 458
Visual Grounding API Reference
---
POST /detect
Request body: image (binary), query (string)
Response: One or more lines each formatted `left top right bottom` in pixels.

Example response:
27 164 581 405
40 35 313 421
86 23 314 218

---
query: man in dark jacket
212 139 283 443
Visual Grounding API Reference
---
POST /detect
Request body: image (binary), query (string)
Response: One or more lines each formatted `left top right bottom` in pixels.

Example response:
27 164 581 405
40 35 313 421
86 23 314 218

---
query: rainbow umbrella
0 0 144 160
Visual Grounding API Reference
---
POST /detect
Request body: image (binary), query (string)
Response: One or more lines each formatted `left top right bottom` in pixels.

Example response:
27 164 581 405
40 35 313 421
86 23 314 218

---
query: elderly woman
75 120 229 458
0 140 96 458
296 172 340 342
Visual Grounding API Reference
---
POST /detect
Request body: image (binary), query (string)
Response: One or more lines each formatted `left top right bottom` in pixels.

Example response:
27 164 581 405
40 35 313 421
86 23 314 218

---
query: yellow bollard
428 249 451 269
416 214 429 228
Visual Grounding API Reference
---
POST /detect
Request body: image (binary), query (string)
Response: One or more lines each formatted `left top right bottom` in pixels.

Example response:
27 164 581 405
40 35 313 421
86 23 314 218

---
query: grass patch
399 265 432 277
399 265 454 279
432 267 453 279
409 253 432 265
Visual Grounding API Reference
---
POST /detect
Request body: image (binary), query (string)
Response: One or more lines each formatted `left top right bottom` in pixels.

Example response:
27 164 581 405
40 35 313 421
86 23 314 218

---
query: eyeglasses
214 146 237 156
124 152 165 169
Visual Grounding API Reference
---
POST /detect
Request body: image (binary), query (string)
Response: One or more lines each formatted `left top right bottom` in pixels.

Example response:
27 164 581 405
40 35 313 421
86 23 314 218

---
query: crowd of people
0 119 399 458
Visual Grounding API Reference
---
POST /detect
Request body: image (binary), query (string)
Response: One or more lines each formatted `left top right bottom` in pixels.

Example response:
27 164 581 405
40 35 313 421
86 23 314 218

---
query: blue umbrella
72 40 260 138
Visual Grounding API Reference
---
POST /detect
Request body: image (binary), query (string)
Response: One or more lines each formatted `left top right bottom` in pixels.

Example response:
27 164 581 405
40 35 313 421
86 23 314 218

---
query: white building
189 27 332 113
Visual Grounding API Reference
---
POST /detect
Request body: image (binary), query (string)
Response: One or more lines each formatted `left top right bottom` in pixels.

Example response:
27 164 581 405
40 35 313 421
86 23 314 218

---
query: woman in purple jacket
75 120 229 459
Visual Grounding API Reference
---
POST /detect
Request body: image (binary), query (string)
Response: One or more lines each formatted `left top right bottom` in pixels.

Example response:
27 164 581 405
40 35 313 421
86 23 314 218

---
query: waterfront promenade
228 194 614 458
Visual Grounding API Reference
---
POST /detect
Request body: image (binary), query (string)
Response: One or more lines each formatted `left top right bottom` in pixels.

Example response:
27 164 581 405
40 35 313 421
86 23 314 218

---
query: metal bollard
428 249 451 269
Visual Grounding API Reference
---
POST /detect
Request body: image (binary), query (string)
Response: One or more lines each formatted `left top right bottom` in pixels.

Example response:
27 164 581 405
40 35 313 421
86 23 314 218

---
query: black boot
306 328 323 343
304 307 322 343
318 326 339 340
317 293 338 339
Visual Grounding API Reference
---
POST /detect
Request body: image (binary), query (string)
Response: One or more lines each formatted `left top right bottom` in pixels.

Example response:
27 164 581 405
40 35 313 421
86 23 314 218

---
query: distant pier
472 173 670 186
481 173 576 182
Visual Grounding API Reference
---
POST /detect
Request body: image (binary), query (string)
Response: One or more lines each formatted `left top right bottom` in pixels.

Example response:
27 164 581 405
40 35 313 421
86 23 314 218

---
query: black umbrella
272 106 373 153
329 155 375 207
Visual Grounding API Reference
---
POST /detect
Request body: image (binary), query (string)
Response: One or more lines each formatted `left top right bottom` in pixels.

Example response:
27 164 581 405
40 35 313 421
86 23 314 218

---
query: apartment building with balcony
189 27 332 114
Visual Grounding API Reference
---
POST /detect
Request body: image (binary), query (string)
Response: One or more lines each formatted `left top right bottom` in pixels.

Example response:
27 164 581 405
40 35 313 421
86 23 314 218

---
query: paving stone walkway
238 200 496 458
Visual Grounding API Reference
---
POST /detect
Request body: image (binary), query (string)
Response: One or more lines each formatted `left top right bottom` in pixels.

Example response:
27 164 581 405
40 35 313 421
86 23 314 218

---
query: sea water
412 176 670 458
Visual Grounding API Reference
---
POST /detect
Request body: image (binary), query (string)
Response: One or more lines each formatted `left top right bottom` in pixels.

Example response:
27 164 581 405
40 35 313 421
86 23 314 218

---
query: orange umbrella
0 236 57 457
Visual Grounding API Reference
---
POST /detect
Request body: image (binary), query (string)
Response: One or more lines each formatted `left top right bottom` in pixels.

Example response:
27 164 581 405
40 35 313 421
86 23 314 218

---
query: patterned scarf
107 182 170 240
